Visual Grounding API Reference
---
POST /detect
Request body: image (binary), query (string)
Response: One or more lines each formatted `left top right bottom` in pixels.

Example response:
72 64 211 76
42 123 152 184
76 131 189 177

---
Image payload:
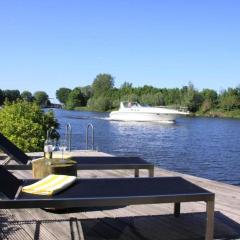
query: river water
53 109 240 186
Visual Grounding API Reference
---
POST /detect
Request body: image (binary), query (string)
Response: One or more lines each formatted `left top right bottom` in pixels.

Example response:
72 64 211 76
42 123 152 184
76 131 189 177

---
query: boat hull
109 111 178 122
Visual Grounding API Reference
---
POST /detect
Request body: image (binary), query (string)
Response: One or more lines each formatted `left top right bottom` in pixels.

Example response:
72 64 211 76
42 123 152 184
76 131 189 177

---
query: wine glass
59 139 67 163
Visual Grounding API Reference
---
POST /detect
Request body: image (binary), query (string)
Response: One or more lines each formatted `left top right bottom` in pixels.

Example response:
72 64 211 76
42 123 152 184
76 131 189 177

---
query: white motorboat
109 102 189 122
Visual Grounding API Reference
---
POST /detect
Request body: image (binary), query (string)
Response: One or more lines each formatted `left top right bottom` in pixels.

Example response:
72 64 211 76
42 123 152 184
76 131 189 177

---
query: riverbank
196 109 240 119
74 106 113 112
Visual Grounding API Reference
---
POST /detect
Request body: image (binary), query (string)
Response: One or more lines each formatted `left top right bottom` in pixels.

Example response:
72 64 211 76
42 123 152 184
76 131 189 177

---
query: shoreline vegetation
74 106 240 119
1 73 240 119
0 71 240 153
196 109 240 119
55 73 240 119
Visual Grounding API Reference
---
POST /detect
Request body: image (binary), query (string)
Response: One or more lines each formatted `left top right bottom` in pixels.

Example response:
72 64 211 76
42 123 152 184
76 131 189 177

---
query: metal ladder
86 123 95 150
64 123 96 151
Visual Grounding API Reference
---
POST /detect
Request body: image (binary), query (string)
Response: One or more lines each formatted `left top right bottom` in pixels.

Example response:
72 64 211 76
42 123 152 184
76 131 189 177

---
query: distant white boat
109 102 189 122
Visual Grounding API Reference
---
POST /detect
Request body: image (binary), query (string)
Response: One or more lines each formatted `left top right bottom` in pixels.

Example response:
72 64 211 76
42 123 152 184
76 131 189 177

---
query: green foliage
66 87 85 110
56 88 72 104
181 83 203 112
219 88 240 110
140 92 165 106
34 91 49 107
0 101 59 152
87 96 112 111
201 89 218 103
53 73 240 117
199 100 210 113
0 89 4 105
21 91 33 102
199 89 218 113
112 99 121 109
92 74 114 97
4 90 21 102
121 94 139 102
80 85 93 104
120 82 133 96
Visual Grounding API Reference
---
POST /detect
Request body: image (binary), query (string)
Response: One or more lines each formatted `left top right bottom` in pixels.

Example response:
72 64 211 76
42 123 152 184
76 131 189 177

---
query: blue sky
0 0 239 101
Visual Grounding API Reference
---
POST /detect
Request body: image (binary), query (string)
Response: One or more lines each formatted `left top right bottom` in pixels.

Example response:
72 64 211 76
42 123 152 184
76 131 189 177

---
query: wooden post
205 200 214 240
174 202 181 217
134 169 139 177
149 167 154 177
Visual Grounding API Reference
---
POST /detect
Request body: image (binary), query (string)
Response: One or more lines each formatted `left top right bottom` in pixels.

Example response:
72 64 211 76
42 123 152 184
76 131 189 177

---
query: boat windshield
122 102 141 108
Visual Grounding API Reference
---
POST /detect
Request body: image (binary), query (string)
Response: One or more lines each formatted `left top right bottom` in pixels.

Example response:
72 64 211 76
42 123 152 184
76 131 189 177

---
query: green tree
87 96 112 111
56 88 72 105
34 91 49 107
21 91 33 102
219 88 240 110
0 100 59 152
153 92 165 106
120 94 139 103
140 94 156 106
3 90 21 102
66 87 85 110
182 83 203 112
200 89 218 112
92 74 114 97
201 89 218 102
120 82 133 96
0 89 4 105
80 85 93 105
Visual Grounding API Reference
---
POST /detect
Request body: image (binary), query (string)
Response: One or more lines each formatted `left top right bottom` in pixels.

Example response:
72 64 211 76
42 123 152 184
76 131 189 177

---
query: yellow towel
22 174 77 196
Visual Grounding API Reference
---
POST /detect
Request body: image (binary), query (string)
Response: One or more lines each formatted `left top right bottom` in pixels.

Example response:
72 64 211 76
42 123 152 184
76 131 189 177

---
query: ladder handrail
66 123 72 151
86 123 94 150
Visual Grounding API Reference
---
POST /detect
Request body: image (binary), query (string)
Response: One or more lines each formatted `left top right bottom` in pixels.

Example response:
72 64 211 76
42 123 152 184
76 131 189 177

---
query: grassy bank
74 106 91 111
196 109 240 119
74 106 113 112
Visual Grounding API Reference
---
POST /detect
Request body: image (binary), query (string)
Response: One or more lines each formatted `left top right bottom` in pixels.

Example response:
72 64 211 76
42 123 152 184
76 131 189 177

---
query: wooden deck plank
2 150 240 239
0 209 33 240
9 209 59 240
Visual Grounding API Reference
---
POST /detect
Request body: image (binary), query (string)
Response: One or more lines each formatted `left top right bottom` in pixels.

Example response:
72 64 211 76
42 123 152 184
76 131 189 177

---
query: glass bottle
44 139 53 162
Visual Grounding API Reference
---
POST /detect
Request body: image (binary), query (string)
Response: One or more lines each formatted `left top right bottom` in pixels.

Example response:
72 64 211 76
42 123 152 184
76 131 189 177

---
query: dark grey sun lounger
0 132 154 177
0 166 215 240
0 132 30 165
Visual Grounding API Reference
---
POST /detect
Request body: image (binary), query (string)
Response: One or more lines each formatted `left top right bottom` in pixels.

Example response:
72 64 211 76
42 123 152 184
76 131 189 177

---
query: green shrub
0 100 59 152
140 93 165 106
66 87 85 110
87 96 112 111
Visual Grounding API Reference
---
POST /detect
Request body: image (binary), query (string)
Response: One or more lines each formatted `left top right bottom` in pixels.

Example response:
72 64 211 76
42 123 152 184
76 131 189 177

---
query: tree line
56 73 240 115
1 73 240 116
0 90 50 107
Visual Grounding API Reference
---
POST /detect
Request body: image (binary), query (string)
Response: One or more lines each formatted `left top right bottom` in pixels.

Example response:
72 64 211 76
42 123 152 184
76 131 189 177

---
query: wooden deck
1 151 240 239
